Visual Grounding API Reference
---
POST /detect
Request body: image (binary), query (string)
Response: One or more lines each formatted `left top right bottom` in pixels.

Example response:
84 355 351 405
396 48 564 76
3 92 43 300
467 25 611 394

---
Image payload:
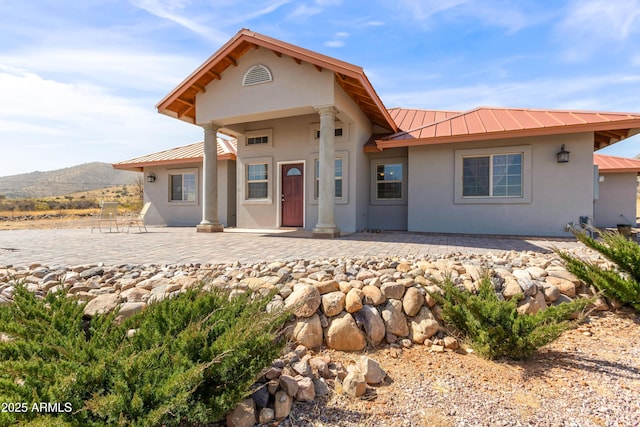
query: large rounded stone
292 313 323 349
285 284 321 318
83 293 121 317
325 312 366 351
402 287 424 317
362 285 386 305
274 391 293 419
115 302 146 323
226 398 256 427
381 299 409 337
353 304 385 346
342 370 366 397
321 291 346 317
315 280 340 295
502 276 523 300
356 356 386 385
544 276 577 298
410 306 440 344
345 288 364 313
381 282 405 300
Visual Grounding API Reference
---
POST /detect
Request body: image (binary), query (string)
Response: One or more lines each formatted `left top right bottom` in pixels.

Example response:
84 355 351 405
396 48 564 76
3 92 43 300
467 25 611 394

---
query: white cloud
325 40 345 48
556 0 640 60
287 4 323 19
0 48 200 92
225 1 293 26
129 0 229 43
392 0 536 32
325 31 349 48
0 67 201 175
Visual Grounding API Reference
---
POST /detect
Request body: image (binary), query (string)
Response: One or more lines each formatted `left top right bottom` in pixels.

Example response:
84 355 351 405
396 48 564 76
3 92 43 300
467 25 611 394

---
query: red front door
281 163 304 227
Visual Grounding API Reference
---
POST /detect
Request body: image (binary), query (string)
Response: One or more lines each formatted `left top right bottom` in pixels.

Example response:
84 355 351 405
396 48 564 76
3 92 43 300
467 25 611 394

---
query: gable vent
242 65 273 86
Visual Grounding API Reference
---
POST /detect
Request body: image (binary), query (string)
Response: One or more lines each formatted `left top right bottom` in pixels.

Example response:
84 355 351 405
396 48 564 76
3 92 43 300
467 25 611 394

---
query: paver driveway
0 227 583 267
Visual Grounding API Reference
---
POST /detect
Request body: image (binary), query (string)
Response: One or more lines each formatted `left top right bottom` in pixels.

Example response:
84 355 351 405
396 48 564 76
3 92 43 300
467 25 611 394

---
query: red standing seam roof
594 154 640 174
113 139 237 171
377 107 640 150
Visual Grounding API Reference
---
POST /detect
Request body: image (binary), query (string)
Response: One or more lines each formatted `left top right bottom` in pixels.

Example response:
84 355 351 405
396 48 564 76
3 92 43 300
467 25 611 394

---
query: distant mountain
0 163 141 198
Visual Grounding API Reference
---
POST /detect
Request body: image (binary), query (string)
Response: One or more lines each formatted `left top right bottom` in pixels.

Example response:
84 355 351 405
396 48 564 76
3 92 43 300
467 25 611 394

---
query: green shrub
557 227 640 312
431 278 591 360
0 284 290 426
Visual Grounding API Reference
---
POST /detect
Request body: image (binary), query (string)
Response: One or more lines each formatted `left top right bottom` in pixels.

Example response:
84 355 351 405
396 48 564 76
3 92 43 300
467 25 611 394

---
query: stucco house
593 154 640 229
114 29 640 237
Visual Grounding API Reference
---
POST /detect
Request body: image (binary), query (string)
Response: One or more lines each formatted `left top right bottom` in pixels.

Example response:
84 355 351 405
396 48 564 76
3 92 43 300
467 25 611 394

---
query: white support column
313 106 341 238
196 122 224 233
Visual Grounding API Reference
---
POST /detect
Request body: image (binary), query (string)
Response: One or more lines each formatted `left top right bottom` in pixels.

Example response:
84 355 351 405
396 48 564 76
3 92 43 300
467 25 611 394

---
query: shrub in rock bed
0 283 290 426
557 227 640 312
431 277 592 360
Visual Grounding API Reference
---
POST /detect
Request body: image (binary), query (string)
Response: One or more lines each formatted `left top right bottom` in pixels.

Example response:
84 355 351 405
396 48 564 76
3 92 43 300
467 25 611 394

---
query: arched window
242 64 273 86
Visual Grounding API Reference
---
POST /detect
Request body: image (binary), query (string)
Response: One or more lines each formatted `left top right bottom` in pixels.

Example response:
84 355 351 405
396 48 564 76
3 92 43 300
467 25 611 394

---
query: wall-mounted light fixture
146 172 156 183
556 144 570 163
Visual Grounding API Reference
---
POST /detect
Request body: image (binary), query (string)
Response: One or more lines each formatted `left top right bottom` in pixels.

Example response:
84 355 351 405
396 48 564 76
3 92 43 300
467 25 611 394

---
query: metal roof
377 107 640 151
594 154 640 174
113 139 236 171
157 28 397 133
387 108 460 132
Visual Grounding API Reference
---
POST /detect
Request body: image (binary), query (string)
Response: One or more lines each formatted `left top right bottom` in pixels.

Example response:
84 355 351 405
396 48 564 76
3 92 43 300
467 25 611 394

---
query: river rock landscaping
1 247 639 426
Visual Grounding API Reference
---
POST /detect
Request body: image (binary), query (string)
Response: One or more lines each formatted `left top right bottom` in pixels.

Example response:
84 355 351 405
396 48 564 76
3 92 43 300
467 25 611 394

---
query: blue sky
1 0 639 176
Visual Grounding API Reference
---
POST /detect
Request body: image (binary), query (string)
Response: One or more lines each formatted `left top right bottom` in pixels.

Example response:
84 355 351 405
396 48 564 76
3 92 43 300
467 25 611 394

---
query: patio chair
123 202 151 233
91 202 120 233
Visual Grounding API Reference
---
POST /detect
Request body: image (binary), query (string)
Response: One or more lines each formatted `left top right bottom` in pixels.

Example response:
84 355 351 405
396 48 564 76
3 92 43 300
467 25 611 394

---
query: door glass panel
286 167 302 176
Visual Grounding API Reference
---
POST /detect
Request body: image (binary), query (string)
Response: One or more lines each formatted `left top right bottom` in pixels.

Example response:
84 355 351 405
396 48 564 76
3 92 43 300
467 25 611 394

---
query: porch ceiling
157 29 397 133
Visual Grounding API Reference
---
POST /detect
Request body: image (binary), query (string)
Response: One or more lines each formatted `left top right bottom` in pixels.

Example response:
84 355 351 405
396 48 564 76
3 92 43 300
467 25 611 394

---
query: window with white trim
169 170 197 203
314 158 343 199
454 145 531 204
245 129 273 148
247 163 268 200
376 163 403 200
462 153 522 197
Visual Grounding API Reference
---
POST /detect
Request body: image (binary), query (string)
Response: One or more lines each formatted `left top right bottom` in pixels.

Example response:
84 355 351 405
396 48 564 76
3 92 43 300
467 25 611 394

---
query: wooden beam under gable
292 57 302 65
272 50 282 57
226 55 238 67
193 83 207 93
178 104 195 119
314 65 323 72
174 97 194 107
207 70 221 80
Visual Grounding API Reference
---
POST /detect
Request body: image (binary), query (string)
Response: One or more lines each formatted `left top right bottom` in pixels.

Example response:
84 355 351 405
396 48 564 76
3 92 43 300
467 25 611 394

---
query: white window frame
242 157 273 205
454 145 532 204
168 168 198 205
245 128 273 149
310 150 349 205
370 158 408 205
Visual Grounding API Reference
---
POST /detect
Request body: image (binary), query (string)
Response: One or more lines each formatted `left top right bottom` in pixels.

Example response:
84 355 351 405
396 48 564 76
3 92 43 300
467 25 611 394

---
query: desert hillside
0 163 140 198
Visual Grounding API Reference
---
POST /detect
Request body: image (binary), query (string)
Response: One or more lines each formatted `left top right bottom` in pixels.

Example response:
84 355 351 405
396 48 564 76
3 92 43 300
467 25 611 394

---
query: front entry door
281 163 304 227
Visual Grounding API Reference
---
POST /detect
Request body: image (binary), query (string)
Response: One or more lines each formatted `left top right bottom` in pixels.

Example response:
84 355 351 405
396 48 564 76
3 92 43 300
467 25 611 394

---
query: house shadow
516 348 640 384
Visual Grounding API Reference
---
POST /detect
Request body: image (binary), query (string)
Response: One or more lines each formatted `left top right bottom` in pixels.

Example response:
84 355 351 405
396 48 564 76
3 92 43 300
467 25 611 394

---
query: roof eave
377 122 640 150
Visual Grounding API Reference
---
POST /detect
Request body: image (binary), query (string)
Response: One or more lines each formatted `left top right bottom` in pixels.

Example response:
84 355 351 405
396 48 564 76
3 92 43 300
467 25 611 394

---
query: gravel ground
288 309 640 427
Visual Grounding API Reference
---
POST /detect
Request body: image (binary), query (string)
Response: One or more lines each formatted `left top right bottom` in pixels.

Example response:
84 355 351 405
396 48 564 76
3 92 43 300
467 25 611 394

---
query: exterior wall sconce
556 144 570 163
146 172 156 183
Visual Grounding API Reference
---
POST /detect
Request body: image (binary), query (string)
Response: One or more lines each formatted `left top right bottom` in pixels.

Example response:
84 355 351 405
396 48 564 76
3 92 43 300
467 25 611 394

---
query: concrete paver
0 227 582 267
